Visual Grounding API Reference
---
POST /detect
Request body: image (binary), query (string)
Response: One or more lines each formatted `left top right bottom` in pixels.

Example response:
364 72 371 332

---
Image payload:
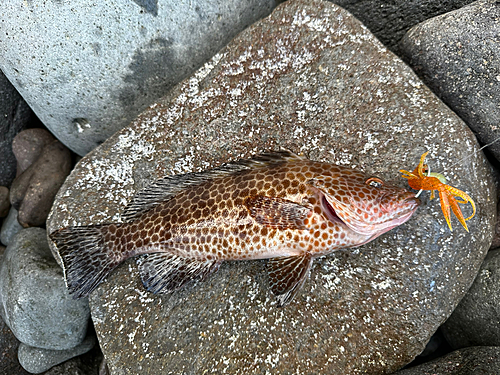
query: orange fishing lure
400 151 476 232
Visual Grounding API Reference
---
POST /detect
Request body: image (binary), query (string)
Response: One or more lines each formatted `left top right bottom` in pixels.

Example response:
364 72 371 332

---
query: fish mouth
321 192 420 235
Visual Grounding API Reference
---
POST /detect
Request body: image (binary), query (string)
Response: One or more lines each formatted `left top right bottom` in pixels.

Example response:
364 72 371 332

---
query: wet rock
0 0 278 156
12 128 57 176
0 186 9 218
393 346 500 374
0 228 90 350
0 71 32 187
47 0 495 373
399 0 500 163
18 334 96 374
332 0 474 53
10 140 72 227
441 248 500 348
0 207 23 246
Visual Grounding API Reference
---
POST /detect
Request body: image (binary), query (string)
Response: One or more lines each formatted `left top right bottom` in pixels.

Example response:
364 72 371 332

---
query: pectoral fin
245 195 311 230
268 253 313 306
137 253 221 294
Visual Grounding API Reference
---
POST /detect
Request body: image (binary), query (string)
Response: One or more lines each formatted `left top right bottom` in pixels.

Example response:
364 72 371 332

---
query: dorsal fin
121 150 303 221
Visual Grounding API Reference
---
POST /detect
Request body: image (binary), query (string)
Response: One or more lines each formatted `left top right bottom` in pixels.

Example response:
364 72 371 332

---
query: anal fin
137 253 221 294
267 253 313 306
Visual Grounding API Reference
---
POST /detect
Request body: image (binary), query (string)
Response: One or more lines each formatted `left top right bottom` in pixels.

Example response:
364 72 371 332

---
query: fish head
310 170 420 237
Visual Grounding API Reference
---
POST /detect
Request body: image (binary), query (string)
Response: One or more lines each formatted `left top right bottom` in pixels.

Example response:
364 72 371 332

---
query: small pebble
12 128 56 176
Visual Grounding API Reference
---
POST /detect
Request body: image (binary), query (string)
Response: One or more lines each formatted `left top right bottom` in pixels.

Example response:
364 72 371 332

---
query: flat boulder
47 0 496 373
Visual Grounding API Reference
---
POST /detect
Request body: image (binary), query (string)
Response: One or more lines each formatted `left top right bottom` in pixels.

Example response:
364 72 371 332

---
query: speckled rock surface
399 0 500 162
393 346 500 375
0 0 278 156
47 0 495 373
0 228 90 350
441 248 500 348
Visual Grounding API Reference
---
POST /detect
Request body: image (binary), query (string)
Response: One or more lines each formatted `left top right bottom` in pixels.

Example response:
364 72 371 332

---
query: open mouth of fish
320 193 420 236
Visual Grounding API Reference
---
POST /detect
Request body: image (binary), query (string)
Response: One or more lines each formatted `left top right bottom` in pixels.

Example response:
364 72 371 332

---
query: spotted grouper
50 151 420 305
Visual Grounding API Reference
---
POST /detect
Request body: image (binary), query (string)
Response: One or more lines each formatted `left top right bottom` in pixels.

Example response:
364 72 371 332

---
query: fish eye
366 177 384 188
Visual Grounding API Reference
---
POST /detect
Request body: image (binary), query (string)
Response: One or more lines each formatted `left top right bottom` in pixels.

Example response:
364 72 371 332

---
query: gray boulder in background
332 0 474 53
0 0 279 156
399 0 500 163
0 228 89 350
441 248 500 349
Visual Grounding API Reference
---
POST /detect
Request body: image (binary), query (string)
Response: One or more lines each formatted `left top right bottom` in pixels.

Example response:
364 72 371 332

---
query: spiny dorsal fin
268 253 313 306
122 150 303 221
244 195 311 230
137 253 221 294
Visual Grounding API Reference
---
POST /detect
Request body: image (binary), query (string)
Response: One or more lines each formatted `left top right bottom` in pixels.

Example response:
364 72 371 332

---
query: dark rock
0 207 23 246
393 346 500 374
0 186 9 218
0 228 90 350
490 201 500 249
47 0 496 373
0 0 279 156
0 71 32 187
10 140 72 227
441 248 500 348
399 0 500 163
332 0 474 53
17 334 96 374
12 128 57 176
0 316 31 375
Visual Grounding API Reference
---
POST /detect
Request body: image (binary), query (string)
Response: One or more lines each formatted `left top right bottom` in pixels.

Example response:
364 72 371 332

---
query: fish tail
50 224 123 299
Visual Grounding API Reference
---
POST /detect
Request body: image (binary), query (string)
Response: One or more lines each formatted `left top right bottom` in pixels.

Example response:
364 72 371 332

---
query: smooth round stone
0 228 89 350
12 128 57 176
18 335 96 374
0 206 23 246
10 140 72 227
0 0 278 156
399 0 500 163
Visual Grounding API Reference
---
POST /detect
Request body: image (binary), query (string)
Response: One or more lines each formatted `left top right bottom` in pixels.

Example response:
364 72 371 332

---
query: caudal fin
50 224 121 299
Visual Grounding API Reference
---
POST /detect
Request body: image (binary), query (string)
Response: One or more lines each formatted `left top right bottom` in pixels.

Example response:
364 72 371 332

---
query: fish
50 151 420 306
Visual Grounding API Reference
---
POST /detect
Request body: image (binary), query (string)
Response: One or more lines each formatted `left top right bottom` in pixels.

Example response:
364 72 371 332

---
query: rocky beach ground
1 0 500 374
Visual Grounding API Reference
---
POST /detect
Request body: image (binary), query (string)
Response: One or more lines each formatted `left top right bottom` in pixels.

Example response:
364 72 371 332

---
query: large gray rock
0 71 32 186
332 0 474 53
441 248 500 348
0 228 89 350
47 0 496 373
399 0 500 163
393 346 500 375
0 0 278 156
